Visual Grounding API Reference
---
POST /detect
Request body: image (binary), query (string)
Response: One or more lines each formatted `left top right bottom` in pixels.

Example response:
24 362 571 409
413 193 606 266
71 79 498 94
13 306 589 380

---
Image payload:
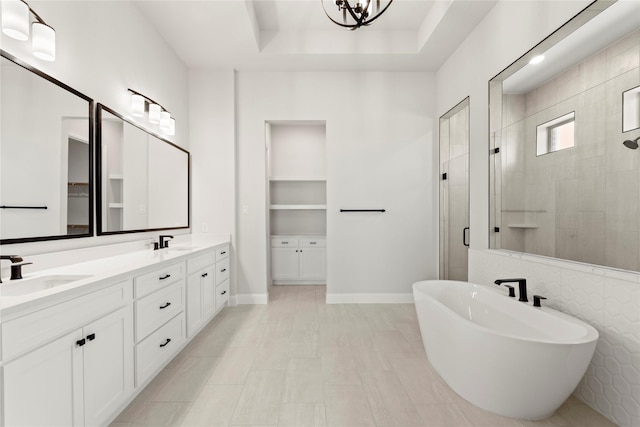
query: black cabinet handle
202 273 208 278
310 242 317 245
159 338 172 348
86 333 96 341
220 268 227 272
533 295 547 307
221 290 227 295
76 338 86 347
159 302 171 309
282 242 288 244
159 274 171 280
220 251 226 255
463 227 470 247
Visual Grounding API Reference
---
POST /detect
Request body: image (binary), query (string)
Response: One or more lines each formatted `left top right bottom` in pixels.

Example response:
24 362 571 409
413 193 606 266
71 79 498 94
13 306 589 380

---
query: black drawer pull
281 242 288 244
202 272 208 278
310 242 317 244
159 302 171 309
160 338 172 348
159 274 171 280
220 251 226 255
76 338 86 347
221 290 227 295
220 268 227 273
86 333 96 341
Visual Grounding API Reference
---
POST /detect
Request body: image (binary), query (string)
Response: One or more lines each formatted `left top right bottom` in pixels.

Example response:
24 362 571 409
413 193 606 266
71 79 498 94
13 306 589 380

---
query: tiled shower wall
497 30 640 271
469 248 640 427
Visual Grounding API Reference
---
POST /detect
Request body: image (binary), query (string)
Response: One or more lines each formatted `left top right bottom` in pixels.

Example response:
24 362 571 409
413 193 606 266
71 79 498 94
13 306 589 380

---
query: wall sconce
128 89 175 136
1 0 56 61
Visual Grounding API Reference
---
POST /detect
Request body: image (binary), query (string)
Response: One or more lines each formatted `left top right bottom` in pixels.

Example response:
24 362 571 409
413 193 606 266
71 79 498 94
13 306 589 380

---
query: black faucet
0 255 31 283
159 235 174 249
494 278 528 302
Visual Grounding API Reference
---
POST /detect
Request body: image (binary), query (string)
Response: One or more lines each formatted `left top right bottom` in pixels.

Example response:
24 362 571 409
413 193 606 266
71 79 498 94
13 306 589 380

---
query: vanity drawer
271 237 298 248
135 280 185 342
216 280 230 311
135 262 184 298
187 251 215 274
216 258 229 285
136 312 185 387
2 280 130 361
215 246 229 261
299 238 326 248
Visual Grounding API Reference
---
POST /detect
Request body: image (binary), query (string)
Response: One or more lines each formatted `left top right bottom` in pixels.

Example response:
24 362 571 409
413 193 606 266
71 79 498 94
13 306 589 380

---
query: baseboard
325 293 414 304
235 293 269 304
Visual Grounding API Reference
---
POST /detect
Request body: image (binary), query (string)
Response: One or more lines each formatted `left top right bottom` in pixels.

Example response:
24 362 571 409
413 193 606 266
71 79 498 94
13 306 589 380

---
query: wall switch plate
242 205 249 215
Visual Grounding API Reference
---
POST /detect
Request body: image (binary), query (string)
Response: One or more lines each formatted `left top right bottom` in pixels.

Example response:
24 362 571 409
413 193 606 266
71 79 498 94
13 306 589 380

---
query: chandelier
322 0 394 30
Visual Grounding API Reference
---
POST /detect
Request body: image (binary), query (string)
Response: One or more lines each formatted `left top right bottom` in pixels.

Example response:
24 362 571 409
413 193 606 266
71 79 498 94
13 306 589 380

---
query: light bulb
529 55 545 65
131 94 145 117
168 118 175 136
2 0 29 41
159 111 171 132
148 103 161 124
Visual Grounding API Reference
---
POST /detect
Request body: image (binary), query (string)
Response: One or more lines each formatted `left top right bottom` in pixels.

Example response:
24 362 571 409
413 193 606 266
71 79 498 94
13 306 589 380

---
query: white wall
0 1 190 260
436 1 639 425
235 71 437 302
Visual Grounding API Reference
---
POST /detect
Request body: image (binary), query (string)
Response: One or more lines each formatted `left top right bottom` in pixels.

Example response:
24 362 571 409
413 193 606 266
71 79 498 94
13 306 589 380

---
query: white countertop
0 236 230 315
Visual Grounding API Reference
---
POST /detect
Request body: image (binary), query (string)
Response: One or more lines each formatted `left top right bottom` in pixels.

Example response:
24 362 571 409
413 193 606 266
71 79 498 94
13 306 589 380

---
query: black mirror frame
0 50 94 245
95 103 190 236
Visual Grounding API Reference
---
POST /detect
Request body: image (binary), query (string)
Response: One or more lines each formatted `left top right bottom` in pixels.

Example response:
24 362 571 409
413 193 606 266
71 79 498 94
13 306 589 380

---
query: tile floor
110 285 617 427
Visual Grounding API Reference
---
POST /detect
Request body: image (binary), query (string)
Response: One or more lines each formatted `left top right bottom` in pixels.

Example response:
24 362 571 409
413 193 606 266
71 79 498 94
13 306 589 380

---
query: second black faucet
494 278 528 302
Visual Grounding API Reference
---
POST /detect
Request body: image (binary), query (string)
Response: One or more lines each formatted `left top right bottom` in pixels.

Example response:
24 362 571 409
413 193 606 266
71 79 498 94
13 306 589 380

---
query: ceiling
133 0 498 71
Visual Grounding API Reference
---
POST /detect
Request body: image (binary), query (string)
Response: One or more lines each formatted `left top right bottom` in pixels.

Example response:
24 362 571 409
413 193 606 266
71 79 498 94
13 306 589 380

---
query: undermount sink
0 275 91 296
164 246 193 252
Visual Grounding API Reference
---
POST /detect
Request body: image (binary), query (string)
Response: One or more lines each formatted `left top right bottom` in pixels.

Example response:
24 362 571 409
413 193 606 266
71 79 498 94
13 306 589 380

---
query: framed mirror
1 50 93 244
96 104 189 235
489 0 640 272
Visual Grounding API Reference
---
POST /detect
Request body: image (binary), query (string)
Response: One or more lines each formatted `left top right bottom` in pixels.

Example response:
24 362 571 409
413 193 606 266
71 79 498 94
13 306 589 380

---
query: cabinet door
3 329 84 427
271 247 300 280
186 270 203 337
83 306 134 427
201 266 216 320
299 248 326 280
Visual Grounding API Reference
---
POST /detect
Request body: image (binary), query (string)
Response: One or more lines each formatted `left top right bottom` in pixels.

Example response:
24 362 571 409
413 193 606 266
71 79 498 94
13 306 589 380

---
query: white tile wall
469 248 640 427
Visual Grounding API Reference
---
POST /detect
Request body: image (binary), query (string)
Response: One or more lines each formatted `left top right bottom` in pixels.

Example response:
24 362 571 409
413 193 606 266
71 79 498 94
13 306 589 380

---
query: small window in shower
536 112 575 156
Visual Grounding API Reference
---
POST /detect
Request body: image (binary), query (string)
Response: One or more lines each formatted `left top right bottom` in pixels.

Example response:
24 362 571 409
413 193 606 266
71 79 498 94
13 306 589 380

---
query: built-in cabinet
0 242 230 427
267 122 327 285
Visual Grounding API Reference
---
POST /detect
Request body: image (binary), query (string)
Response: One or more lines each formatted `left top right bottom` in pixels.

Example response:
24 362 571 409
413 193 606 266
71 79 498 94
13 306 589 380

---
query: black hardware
159 235 174 249
296 250 299 253
10 262 32 280
160 338 171 348
202 273 208 278
221 290 227 295
442 173 447 180
220 251 226 255
494 278 528 302
310 242 317 245
159 302 171 309
282 241 289 244
533 295 547 307
494 227 500 232
493 147 500 154
221 268 227 272
159 274 171 280
153 242 160 251
86 333 96 341
0 205 47 210
504 285 516 298
463 227 470 247
0 255 24 283
76 338 86 347
340 209 386 212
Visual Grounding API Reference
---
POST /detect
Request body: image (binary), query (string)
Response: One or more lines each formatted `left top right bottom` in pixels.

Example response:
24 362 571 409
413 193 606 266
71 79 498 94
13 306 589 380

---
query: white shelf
109 174 123 180
507 224 538 229
109 203 124 208
270 204 326 210
269 176 326 182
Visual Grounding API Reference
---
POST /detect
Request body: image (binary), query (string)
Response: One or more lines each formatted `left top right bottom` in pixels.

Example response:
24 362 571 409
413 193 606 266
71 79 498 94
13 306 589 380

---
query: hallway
110 285 614 426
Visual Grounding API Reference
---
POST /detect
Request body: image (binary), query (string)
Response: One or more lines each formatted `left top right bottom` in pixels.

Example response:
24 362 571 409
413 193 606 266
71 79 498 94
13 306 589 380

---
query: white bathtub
413 280 598 420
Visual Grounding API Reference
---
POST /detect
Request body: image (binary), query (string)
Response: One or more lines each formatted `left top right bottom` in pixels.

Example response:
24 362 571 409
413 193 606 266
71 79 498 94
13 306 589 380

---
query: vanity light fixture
322 0 393 30
127 89 175 136
529 55 545 65
1 0 56 61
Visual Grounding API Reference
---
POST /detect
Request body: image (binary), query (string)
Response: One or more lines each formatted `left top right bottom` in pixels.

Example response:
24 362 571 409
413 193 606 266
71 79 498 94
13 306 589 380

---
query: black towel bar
0 205 47 210
340 209 386 212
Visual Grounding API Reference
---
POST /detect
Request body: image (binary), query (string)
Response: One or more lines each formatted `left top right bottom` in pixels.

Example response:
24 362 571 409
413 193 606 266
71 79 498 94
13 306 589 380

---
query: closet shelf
269 176 326 182
270 204 326 210
108 203 124 208
109 174 123 180
507 224 538 229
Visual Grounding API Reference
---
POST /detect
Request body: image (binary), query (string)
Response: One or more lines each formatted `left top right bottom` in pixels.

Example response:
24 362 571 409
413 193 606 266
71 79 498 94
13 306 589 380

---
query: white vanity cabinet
2 281 133 427
271 236 325 284
186 250 216 337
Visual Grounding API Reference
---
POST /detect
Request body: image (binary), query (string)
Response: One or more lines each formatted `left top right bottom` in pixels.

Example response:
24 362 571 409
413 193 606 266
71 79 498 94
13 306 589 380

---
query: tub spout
494 278 528 302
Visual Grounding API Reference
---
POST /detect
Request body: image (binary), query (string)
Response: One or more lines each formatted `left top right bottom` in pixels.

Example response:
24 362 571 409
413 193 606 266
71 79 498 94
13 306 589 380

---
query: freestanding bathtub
413 280 598 420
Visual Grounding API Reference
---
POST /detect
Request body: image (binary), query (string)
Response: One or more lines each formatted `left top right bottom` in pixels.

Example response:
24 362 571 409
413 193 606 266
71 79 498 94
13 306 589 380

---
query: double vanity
0 237 230 427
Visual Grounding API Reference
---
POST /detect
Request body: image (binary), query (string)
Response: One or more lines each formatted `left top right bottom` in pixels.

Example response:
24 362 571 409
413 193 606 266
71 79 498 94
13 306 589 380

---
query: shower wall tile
605 230 639 272
556 64 582 103
581 49 608 92
469 249 640 427
578 212 606 267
